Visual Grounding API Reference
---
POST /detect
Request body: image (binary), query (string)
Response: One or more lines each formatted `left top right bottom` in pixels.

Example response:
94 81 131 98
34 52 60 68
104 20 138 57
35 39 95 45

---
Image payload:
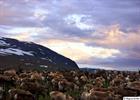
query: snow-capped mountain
0 37 79 71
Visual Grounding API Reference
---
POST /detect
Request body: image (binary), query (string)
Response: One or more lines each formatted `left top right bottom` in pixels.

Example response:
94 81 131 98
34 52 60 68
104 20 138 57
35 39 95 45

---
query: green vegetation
103 80 110 88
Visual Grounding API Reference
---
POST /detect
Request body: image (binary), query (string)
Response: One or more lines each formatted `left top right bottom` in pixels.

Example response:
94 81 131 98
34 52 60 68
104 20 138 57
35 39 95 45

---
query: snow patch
40 51 45 55
41 57 53 62
41 58 47 60
0 40 10 46
40 65 48 68
25 63 33 66
0 48 34 56
48 59 53 62
38 48 42 51
11 45 17 47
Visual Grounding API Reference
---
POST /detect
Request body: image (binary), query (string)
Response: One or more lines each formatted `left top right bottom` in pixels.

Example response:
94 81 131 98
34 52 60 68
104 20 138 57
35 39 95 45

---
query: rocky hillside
0 37 79 71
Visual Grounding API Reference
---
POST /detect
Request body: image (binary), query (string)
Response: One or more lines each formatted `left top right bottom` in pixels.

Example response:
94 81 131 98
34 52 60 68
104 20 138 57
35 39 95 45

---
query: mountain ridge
0 37 79 71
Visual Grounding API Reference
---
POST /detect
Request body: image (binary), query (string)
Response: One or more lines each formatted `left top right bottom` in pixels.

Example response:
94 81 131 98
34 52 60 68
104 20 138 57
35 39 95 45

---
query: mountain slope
0 37 79 71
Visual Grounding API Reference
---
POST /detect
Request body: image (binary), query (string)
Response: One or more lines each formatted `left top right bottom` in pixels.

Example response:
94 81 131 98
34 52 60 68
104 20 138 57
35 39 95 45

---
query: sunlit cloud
93 24 140 48
1 27 48 41
38 39 120 61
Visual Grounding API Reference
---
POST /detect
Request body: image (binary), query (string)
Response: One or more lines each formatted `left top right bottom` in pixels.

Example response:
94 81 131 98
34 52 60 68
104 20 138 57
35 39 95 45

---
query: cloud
1 0 140 28
33 8 49 21
38 39 120 61
0 26 49 41
64 14 93 30
84 24 140 49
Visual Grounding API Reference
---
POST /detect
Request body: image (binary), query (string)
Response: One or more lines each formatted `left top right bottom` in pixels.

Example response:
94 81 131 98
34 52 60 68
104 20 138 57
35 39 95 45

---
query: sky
0 0 140 71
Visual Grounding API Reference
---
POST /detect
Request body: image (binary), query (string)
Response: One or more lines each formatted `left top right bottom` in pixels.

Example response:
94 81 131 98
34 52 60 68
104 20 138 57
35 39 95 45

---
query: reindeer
8 88 35 100
50 91 74 100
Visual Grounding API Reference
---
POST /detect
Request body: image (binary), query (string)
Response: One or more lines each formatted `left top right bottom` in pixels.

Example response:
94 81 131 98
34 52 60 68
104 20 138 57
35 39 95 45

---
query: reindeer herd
0 69 140 100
